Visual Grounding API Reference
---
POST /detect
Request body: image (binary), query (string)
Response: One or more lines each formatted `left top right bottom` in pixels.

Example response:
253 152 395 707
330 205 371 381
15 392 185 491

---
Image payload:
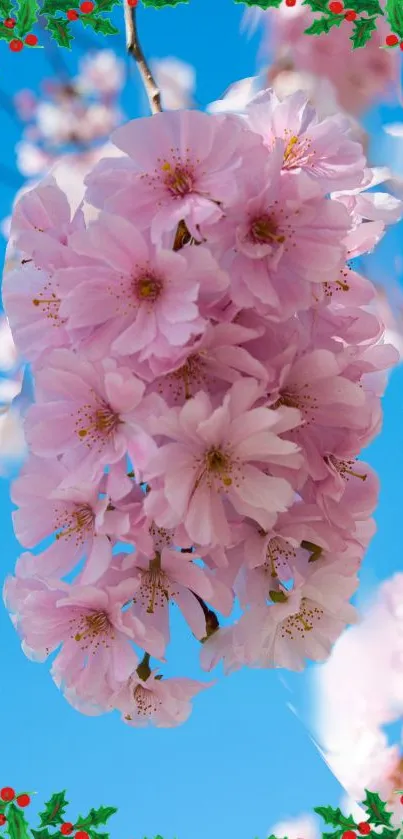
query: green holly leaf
302 0 328 10
362 791 393 826
347 0 382 13
76 807 117 829
38 791 69 828
350 15 377 47
0 0 13 17
45 15 72 46
89 832 109 839
41 0 74 13
92 0 121 10
304 14 344 35
5 804 30 839
31 830 56 839
80 14 119 33
0 22 14 36
233 0 283 7
16 0 38 35
141 0 188 6
386 0 403 36
314 806 355 829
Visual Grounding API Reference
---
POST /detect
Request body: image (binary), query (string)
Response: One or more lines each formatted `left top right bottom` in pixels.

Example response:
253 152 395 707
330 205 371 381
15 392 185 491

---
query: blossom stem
191 592 219 642
123 0 162 115
136 652 151 681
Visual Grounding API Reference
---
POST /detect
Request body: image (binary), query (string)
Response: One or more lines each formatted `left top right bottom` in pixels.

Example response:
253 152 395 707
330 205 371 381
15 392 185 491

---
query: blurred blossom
151 57 196 110
77 50 125 97
12 50 125 181
243 0 398 116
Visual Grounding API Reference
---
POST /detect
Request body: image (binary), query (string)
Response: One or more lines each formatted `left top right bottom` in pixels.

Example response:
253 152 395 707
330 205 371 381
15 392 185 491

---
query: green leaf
269 590 288 603
92 0 120 10
301 540 323 562
347 0 382 13
314 806 355 829
0 0 13 17
350 15 377 48
41 0 73 13
80 14 119 34
5 804 30 839
304 14 344 35
31 830 56 839
141 0 189 6
16 0 38 35
385 0 403 36
322 832 344 839
38 791 69 828
302 0 328 10
233 0 283 7
362 790 393 826
45 15 72 47
76 807 117 830
89 832 109 839
0 23 14 37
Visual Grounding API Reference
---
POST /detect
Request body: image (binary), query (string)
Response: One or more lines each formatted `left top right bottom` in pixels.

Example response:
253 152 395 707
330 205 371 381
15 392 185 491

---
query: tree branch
123 0 162 115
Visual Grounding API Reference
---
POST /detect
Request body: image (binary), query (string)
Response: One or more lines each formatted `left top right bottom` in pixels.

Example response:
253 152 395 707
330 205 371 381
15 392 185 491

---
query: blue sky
0 2 403 837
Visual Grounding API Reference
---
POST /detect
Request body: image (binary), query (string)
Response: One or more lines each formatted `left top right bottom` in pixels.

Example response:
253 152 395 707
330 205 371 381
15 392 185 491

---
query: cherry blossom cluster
13 50 125 180
2 90 402 727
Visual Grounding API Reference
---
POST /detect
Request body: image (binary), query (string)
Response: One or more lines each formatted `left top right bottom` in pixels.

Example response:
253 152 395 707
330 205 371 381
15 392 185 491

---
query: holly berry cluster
0 0 123 51
0 787 117 839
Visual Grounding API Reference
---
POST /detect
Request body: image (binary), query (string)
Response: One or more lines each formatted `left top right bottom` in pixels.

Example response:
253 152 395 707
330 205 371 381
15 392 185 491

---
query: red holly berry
9 38 23 51
357 824 371 836
0 789 15 802
16 795 30 808
285 0 297 5
61 824 74 836
329 0 344 12
342 833 356 839
400 41 403 50
400 795 403 804
24 34 37 45
3 17 16 27
344 9 357 20
127 0 138 5
75 832 90 839
66 9 79 18
386 33 399 45
0 815 6 826
79 1 94 11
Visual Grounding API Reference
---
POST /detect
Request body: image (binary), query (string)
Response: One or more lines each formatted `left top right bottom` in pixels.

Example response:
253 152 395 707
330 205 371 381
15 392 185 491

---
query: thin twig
123 0 162 115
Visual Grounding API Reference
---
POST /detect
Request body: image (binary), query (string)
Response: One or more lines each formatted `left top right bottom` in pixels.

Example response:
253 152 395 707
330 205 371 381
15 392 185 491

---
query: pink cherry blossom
246 88 366 191
145 378 302 546
25 349 158 483
111 666 211 727
4 572 164 705
57 213 216 361
84 109 261 241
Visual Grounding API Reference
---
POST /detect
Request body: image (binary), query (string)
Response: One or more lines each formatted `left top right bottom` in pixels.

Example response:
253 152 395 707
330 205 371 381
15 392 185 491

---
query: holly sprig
0 0 122 51
0 788 117 839
234 0 403 50
0 786 402 839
